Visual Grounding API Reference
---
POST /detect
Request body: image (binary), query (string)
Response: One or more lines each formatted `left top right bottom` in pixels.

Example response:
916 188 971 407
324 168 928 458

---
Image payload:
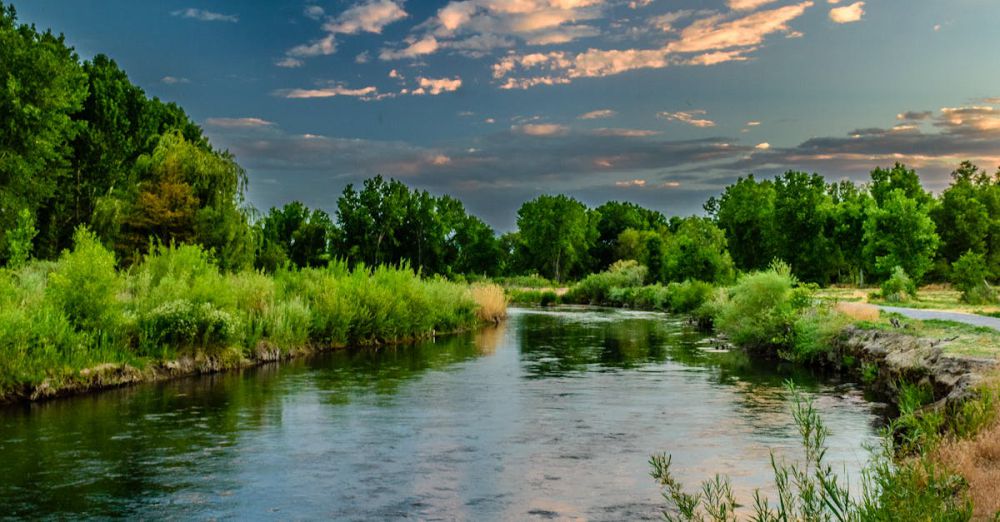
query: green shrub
881 265 917 303
564 260 647 304
951 250 997 304
791 305 850 363
666 280 714 313
713 261 807 355
46 228 121 332
140 299 239 352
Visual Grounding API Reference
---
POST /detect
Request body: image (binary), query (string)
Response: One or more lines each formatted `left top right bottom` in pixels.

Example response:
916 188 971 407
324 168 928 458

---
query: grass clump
563 259 647 304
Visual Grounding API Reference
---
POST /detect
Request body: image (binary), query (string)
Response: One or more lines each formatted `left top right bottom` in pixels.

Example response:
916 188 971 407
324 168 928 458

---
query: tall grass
0 234 502 401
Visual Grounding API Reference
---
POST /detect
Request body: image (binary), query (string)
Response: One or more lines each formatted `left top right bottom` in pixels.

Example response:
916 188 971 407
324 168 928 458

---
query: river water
0 307 886 520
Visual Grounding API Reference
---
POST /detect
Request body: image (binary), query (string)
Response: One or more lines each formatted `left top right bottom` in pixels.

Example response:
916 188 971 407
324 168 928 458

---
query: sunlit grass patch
471 283 507 323
834 301 880 321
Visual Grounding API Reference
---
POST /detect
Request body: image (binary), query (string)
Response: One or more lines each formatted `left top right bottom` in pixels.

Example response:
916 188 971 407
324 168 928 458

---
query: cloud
380 36 440 60
492 2 812 87
829 1 864 23
324 0 407 34
304 5 325 20
591 128 660 137
746 120 761 126
755 142 770 150
513 123 570 136
161 76 190 85
275 85 379 99
658 110 716 128
205 117 274 128
171 8 238 23
578 109 616 119
287 34 336 57
897 110 932 121
275 57 305 68
727 0 779 11
413 76 463 95
615 179 647 187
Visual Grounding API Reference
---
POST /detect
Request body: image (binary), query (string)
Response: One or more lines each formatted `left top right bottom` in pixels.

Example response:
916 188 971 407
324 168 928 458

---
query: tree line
3 1 999 291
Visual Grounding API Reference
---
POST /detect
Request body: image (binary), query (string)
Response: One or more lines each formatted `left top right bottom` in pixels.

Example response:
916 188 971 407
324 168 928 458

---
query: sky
16 0 1000 230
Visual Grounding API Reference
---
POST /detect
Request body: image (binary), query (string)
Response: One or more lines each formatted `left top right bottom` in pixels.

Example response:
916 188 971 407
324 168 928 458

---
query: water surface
0 307 885 520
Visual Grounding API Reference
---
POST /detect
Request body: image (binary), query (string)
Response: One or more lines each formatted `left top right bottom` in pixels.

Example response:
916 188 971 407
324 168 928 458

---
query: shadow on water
0 307 885 520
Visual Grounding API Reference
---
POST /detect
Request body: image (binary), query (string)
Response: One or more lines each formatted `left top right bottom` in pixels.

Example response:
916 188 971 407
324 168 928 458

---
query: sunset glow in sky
19 0 1000 228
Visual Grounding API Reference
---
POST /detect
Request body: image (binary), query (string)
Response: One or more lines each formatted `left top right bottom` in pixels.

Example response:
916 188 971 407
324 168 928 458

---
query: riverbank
0 232 507 404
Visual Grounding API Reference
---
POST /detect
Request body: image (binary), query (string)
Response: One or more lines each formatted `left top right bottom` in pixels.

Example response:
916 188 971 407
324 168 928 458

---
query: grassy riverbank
0 229 506 403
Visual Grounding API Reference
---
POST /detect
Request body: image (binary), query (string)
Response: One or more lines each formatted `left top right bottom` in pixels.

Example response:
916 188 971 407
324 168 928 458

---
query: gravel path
877 305 1000 332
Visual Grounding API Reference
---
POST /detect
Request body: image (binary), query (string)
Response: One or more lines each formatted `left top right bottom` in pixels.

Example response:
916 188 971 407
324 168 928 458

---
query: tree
0 3 87 262
951 250 996 304
256 201 333 271
932 161 1000 278
515 195 596 281
829 180 873 285
771 171 836 284
662 217 735 284
591 201 665 270
93 131 253 269
869 162 932 207
5 207 36 268
707 175 777 272
863 189 939 283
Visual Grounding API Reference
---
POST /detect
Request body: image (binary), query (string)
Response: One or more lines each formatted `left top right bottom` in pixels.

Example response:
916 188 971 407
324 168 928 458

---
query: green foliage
666 280 715 313
951 250 997 304
864 189 940 284
791 304 850 363
515 194 597 282
662 217 736 284
706 174 777 272
5 208 36 268
591 200 666 270
712 262 808 355
880 266 917 303
46 228 120 331
564 260 648 304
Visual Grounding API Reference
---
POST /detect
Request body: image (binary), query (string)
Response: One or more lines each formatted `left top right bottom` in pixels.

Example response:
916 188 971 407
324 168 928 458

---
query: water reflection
0 306 884 520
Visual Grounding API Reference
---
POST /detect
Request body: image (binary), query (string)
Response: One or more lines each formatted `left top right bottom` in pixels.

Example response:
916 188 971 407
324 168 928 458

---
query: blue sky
17 0 1000 229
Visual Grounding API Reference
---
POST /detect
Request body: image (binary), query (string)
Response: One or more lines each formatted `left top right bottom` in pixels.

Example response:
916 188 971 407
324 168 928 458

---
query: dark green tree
515 195 597 281
863 189 939 283
662 217 735 284
772 171 836 284
706 175 777 272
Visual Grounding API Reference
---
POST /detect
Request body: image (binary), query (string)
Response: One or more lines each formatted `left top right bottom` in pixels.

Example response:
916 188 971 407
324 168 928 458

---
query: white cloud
413 76 463 95
666 2 814 54
161 76 190 85
380 36 440 60
288 34 336 57
746 120 761 126
171 8 238 23
275 85 379 99
615 179 647 187
657 110 716 128
829 2 864 23
512 123 569 136
727 0 779 11
324 0 407 34
578 109 616 119
275 57 304 68
592 128 660 137
304 5 325 20
205 117 274 128
755 142 771 150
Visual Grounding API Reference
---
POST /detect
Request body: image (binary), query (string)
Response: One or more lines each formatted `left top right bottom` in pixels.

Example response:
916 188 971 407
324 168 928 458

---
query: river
0 307 886 520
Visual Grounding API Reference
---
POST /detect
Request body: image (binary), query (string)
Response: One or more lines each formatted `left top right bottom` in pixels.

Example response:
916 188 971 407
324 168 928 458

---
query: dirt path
877 305 1000 331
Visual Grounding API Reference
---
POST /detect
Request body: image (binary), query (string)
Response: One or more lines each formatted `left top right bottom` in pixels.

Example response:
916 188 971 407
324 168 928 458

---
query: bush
791 305 850 363
712 261 808 354
564 260 647 304
666 280 714 313
141 299 239 351
881 265 917 303
46 228 121 332
951 250 997 305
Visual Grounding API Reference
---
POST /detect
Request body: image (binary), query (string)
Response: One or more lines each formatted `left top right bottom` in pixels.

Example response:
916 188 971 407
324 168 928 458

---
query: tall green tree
932 161 1000 279
515 195 597 281
829 180 873 285
0 3 87 262
591 201 665 270
863 189 939 283
256 201 333 271
662 217 735 284
772 171 836 284
706 175 777 272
